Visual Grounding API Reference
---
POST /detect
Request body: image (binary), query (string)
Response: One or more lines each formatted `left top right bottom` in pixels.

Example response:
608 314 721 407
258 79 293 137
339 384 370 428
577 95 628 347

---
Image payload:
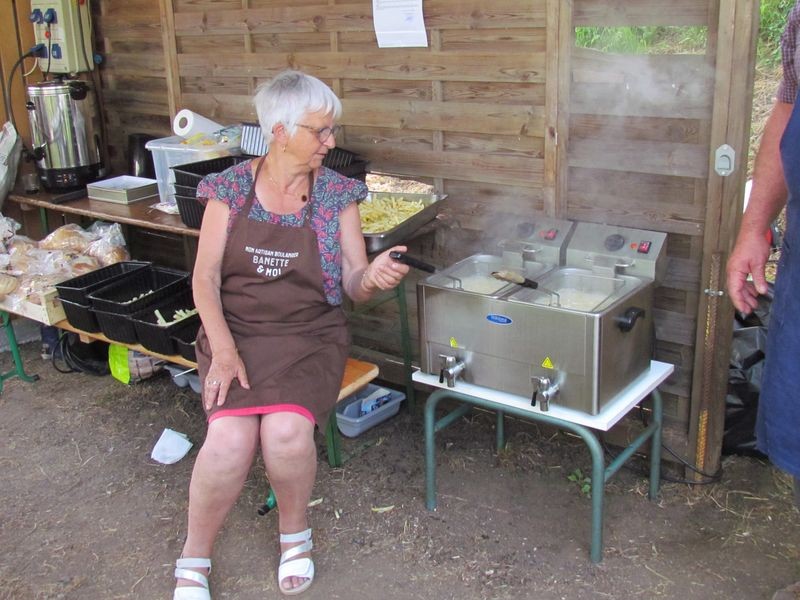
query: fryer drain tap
531 376 560 412
438 354 466 388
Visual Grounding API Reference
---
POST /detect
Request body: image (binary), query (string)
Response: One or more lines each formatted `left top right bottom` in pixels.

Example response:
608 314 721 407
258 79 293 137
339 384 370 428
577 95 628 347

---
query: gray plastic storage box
164 364 201 394
335 384 405 437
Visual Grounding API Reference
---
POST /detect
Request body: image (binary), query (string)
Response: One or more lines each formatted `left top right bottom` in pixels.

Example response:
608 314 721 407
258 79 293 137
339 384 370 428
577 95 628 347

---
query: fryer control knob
604 233 626 252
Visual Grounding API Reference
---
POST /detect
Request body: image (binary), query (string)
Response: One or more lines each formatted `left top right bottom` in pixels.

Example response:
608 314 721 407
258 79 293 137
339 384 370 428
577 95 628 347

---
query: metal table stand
0 311 40 393
348 279 415 408
415 360 674 563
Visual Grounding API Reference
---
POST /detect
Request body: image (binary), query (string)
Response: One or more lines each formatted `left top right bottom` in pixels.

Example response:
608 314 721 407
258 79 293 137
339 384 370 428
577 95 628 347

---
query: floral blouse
197 159 368 305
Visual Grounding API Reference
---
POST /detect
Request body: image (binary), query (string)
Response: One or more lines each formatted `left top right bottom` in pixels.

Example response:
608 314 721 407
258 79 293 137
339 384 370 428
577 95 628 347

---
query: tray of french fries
359 192 447 253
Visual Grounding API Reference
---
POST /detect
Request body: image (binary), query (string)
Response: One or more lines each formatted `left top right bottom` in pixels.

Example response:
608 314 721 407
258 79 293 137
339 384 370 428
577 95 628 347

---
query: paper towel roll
173 109 225 138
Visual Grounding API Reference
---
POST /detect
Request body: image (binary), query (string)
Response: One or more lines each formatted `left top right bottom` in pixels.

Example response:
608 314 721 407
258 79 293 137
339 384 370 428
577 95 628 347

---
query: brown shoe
772 581 800 600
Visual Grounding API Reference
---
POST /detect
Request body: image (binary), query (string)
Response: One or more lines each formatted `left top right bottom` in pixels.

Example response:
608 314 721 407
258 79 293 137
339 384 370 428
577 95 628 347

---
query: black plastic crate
323 147 357 169
174 184 198 198
171 318 201 363
323 148 369 181
171 155 250 187
61 298 100 333
92 308 139 344
131 287 199 356
329 158 369 181
176 194 206 229
87 265 189 316
55 261 150 305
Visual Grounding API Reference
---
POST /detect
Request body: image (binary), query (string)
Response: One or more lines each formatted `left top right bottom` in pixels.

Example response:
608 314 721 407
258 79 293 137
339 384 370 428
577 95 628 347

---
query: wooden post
544 0 572 218
0 0 36 143
689 0 759 480
158 0 181 120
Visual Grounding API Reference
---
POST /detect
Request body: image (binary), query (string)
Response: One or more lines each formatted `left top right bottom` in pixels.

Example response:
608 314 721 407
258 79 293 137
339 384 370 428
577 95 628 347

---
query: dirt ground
0 340 798 600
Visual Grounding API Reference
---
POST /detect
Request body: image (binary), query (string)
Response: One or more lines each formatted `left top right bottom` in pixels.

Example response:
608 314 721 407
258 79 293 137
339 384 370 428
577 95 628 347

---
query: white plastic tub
146 133 241 205
335 384 405 437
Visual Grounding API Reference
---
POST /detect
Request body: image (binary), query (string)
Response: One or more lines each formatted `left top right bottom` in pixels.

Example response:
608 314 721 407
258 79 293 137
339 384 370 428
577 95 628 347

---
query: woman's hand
361 245 411 292
203 347 250 410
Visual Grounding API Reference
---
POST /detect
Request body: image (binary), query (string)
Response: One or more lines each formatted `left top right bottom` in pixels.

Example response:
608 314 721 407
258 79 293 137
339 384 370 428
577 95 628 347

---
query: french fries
154 307 198 326
360 196 425 234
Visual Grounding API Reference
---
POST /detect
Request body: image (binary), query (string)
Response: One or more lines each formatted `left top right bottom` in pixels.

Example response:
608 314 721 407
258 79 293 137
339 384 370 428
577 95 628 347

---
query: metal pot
26 80 105 191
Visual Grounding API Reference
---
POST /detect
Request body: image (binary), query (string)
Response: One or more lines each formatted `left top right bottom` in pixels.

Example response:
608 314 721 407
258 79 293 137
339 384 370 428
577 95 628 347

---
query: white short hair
253 70 342 149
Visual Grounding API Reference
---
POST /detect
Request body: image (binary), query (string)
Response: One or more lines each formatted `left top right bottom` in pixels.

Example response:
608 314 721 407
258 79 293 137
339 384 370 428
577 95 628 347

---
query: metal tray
361 192 446 253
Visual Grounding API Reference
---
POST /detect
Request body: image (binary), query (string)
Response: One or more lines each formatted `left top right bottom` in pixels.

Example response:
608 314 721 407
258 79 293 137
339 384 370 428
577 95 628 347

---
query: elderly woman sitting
172 70 409 598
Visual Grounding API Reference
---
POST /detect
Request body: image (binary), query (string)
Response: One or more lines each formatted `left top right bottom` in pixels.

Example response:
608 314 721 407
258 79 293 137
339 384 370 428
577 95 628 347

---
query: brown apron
195 159 349 426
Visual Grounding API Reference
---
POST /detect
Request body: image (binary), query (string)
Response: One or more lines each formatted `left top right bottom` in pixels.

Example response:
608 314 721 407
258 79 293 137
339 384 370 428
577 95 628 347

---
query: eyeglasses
297 123 342 143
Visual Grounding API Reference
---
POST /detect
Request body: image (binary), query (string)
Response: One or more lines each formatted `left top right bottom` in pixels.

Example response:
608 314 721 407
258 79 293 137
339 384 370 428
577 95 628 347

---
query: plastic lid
145 134 240 151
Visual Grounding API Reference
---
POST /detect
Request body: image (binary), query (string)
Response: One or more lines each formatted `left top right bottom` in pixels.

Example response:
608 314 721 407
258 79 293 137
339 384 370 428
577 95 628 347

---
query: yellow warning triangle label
541 357 554 369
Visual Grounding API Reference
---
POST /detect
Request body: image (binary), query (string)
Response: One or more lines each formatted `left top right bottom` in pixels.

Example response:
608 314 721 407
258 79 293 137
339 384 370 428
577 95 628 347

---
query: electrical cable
635 319 723 485
44 25 52 79
600 433 722 487
4 46 42 157
631 404 723 484
23 57 39 78
51 332 110 376
51 333 76 373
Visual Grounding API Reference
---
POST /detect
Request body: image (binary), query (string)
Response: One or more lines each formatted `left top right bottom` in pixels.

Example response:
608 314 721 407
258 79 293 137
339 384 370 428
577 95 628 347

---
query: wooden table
7 189 199 270
7 189 198 238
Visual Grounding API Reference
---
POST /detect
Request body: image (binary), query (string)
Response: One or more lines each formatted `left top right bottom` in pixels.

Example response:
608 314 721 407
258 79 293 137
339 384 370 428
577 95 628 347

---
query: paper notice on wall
372 0 428 48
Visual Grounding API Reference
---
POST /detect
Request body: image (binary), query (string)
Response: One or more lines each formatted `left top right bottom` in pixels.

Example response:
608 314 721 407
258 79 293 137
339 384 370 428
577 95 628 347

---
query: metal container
361 192 447 253
26 80 105 191
418 221 667 414
423 253 554 297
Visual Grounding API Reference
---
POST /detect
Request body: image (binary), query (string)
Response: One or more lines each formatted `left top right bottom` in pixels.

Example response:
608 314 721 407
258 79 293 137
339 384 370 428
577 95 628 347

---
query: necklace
266 170 308 202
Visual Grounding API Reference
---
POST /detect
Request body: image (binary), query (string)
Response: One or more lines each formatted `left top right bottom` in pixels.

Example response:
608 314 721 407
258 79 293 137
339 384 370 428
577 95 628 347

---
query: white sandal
173 557 212 600
278 528 314 596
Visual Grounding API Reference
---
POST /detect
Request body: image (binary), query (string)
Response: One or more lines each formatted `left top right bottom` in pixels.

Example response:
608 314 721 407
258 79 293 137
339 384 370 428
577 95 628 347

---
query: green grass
575 1 792 65
575 26 707 55
760 0 794 64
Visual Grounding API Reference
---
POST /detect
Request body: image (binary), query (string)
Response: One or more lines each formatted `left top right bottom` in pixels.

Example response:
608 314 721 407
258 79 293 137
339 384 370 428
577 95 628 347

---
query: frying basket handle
389 251 436 273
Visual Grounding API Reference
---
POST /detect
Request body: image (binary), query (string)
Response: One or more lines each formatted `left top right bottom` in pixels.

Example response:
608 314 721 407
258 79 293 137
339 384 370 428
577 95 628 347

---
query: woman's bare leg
176 415 260 589
260 412 317 592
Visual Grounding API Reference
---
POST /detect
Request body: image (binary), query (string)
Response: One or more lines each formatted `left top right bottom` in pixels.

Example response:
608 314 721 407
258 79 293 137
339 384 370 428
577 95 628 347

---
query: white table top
412 360 674 431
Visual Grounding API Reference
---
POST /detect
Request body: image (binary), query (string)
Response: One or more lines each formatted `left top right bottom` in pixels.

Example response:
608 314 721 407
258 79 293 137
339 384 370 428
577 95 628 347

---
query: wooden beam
177 51 546 84
543 0 572 218
172 1 547 36
158 0 181 119
0 0 35 142
573 0 710 26
688 0 758 482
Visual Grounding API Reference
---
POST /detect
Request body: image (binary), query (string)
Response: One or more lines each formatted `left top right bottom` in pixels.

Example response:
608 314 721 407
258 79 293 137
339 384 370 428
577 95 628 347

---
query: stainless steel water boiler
26 80 105 191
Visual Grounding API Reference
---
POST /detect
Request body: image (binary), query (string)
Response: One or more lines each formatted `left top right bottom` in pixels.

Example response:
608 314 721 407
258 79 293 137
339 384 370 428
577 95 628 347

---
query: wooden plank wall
165 0 549 235
95 0 172 173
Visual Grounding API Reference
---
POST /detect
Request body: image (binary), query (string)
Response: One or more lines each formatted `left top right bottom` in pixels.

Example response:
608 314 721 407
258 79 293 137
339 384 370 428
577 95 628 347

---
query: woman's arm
339 202 409 303
192 199 250 408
